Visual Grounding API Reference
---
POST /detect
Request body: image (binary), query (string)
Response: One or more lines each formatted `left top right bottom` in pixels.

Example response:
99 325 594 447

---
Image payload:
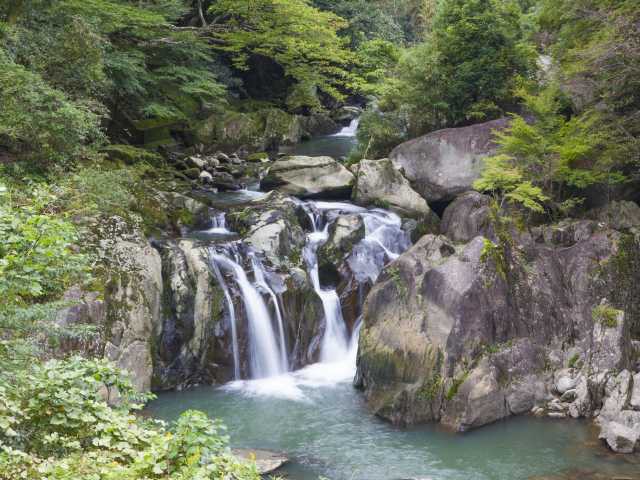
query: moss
247 152 269 162
592 303 621 328
446 371 469 400
568 353 581 369
387 265 407 299
418 374 443 401
372 198 391 210
100 144 161 165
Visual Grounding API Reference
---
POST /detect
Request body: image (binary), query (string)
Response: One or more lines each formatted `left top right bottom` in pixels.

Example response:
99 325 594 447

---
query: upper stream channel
147 122 640 480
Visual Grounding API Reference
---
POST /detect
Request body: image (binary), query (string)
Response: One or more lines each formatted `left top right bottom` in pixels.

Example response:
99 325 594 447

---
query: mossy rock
247 152 270 163
100 144 162 165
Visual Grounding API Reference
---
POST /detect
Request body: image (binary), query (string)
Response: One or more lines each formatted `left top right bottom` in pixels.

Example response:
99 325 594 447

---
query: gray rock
353 158 438 221
631 373 640 410
599 419 640 453
199 170 213 184
588 200 640 230
389 118 510 202
560 389 577 403
188 155 206 169
441 191 492 242
261 156 355 199
232 448 288 474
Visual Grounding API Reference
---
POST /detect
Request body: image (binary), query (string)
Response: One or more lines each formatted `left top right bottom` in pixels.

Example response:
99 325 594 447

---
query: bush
0 357 260 480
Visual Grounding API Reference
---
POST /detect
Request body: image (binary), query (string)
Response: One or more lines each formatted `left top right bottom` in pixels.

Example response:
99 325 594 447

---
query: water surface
148 368 638 480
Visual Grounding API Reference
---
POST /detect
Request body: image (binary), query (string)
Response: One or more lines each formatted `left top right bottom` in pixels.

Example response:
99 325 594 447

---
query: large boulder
353 158 438 222
261 156 355 199
389 118 510 202
356 219 640 433
440 191 493 243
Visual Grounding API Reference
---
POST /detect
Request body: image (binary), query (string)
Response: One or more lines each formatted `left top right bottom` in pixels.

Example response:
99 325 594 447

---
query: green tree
379 0 534 138
474 85 624 215
209 0 354 107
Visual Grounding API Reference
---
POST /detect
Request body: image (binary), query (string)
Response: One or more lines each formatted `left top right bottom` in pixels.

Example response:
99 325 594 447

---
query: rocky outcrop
356 217 640 446
261 156 355 199
389 118 509 202
352 158 439 223
440 191 493 243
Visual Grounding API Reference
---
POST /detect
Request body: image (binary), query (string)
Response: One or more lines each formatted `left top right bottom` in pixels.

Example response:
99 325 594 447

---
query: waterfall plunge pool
147 369 639 480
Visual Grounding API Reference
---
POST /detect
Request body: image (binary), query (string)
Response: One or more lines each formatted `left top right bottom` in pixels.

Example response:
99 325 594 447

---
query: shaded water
148 377 639 480
281 120 359 159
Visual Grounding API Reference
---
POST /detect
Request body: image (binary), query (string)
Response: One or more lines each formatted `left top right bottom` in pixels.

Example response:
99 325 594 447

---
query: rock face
261 156 355 199
356 218 640 442
440 191 492 243
353 158 438 222
389 118 509 202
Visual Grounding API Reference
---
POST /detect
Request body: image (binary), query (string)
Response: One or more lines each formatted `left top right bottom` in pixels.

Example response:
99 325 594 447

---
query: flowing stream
149 124 640 480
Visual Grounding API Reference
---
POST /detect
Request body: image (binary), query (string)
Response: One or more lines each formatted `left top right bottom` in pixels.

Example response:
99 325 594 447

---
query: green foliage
351 39 402 96
354 107 408 159
377 0 534 137
0 357 259 480
538 0 640 176
0 180 88 305
0 51 104 167
592 303 621 328
210 0 354 102
474 85 625 214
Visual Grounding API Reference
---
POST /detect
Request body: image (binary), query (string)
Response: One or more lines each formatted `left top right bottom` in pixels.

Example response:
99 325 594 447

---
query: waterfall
249 252 289 372
205 212 233 235
210 250 286 379
209 254 241 380
302 205 354 362
332 117 359 137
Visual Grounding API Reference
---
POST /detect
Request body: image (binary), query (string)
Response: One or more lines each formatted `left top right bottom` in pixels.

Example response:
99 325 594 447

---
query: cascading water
208 254 241 380
300 201 410 364
332 118 360 137
249 252 289 372
210 249 286 379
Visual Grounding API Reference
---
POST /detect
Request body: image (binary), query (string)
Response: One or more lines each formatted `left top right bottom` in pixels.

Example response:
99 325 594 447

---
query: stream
148 124 640 480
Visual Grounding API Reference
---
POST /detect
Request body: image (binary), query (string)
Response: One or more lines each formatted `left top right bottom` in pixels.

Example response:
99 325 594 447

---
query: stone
440 191 493 242
631 373 640 410
389 118 510 202
188 155 206 169
560 389 577 403
599 420 640 453
353 158 438 221
232 448 288 474
261 156 355 199
199 170 213 184
556 374 578 395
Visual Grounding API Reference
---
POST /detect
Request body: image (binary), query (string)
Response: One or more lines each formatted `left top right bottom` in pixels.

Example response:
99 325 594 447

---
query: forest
1 0 639 479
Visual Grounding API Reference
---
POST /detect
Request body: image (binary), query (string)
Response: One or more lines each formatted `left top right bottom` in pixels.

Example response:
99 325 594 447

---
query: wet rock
199 170 213 184
353 158 439 223
232 448 288 474
441 191 493 242
389 118 510 202
261 156 355 199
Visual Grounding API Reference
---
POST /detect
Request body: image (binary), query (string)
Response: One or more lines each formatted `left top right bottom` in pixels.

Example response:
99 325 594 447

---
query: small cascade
332 117 360 137
210 248 286 379
348 209 411 284
249 252 289 372
303 222 350 362
208 254 241 380
205 212 233 235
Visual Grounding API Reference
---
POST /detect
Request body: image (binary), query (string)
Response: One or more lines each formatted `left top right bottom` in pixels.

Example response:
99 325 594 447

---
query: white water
302 212 350 362
208 253 241 380
206 200 409 392
332 118 360 137
211 252 286 379
204 212 235 235
249 252 289 372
